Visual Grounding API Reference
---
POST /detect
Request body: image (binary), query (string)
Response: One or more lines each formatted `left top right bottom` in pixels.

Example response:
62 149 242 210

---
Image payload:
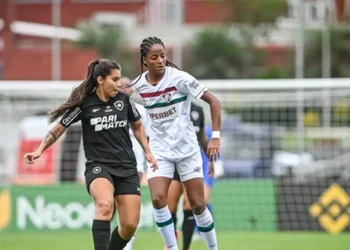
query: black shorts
85 164 140 197
173 168 181 182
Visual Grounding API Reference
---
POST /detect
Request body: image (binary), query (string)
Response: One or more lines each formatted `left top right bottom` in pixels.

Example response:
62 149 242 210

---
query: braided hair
128 37 179 88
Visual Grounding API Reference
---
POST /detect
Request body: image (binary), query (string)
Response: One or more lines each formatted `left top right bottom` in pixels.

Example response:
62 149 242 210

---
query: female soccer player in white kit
130 37 221 250
121 77 149 250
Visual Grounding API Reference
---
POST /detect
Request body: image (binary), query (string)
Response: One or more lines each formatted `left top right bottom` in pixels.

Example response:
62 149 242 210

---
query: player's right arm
24 124 66 164
24 106 82 164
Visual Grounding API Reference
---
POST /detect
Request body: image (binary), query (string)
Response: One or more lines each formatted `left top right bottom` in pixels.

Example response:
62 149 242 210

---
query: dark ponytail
48 59 120 124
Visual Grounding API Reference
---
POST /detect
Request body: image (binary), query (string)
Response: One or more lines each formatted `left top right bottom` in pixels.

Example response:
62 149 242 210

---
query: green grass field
1 231 349 250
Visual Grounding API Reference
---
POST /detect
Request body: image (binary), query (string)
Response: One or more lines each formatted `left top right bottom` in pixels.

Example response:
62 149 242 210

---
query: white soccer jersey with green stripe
134 67 208 158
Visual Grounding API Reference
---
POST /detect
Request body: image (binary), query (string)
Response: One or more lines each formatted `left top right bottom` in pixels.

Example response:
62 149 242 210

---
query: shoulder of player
168 67 193 81
132 72 148 88
79 92 100 109
116 91 130 99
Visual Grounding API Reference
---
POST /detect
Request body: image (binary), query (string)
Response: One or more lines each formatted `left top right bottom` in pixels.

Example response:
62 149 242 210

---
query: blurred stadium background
1 0 350 249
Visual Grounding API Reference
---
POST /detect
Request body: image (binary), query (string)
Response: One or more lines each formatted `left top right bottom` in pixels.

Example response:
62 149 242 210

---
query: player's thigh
113 172 141 197
147 154 175 180
115 195 141 231
168 169 183 213
147 154 174 203
176 150 204 183
178 151 206 213
113 173 141 230
85 165 115 215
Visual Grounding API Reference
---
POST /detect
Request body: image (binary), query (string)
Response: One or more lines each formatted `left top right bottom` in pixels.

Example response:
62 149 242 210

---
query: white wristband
212 131 220 139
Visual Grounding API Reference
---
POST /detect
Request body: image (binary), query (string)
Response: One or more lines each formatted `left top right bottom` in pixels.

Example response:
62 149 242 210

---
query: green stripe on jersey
145 96 187 109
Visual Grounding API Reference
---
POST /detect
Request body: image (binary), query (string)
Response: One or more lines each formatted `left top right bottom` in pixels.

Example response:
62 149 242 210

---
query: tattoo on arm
42 131 57 151
48 131 57 141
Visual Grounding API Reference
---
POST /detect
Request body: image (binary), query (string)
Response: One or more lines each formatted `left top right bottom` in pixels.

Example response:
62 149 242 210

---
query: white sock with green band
153 205 179 250
194 207 218 250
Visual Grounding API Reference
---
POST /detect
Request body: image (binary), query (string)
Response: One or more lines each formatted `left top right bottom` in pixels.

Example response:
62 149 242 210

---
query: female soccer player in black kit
24 59 157 250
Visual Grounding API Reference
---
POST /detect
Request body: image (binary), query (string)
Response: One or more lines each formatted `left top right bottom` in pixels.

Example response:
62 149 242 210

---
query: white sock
194 207 218 250
123 235 135 250
153 205 179 250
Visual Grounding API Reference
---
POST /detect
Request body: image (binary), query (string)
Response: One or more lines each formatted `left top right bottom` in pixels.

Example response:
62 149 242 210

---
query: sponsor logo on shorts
92 167 101 174
193 167 201 172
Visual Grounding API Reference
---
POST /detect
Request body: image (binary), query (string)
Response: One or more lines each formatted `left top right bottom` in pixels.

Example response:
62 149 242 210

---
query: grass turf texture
0 231 349 250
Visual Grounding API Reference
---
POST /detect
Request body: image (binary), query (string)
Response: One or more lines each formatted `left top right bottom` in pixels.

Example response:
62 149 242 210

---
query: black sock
108 226 130 250
92 220 111 250
182 210 196 250
171 212 178 237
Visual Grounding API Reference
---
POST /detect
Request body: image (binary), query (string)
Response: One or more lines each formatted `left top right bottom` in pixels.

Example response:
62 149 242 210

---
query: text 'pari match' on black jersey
59 91 141 177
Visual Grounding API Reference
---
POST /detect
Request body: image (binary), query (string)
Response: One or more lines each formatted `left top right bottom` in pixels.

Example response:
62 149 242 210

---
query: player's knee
120 221 138 237
95 199 114 219
151 193 167 209
191 200 206 215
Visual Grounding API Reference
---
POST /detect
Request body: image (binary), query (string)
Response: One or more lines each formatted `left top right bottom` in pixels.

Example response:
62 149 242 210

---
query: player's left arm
200 91 221 162
180 73 221 162
199 108 209 153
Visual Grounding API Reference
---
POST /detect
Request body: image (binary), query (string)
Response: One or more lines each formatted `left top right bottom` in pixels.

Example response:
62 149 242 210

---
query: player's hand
24 150 42 164
146 152 158 172
208 161 215 178
207 138 220 162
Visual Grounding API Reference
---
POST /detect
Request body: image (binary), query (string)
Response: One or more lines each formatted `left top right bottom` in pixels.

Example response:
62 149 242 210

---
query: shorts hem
180 174 204 182
147 174 173 180
114 192 141 197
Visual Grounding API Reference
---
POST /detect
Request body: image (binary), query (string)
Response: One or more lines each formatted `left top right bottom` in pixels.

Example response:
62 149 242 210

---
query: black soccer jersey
59 91 141 177
190 102 205 142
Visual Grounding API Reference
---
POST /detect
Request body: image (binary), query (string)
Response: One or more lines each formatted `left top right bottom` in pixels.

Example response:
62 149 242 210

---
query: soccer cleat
163 229 180 250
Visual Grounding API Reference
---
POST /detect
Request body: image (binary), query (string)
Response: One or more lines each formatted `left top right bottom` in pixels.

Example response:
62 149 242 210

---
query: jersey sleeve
179 71 208 99
59 107 83 128
127 96 141 122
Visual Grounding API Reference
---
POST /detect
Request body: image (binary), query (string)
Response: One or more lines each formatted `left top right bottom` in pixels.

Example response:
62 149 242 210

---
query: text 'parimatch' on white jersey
133 67 208 158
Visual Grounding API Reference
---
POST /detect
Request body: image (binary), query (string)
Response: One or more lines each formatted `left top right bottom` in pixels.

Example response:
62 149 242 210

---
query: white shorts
147 150 203 182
